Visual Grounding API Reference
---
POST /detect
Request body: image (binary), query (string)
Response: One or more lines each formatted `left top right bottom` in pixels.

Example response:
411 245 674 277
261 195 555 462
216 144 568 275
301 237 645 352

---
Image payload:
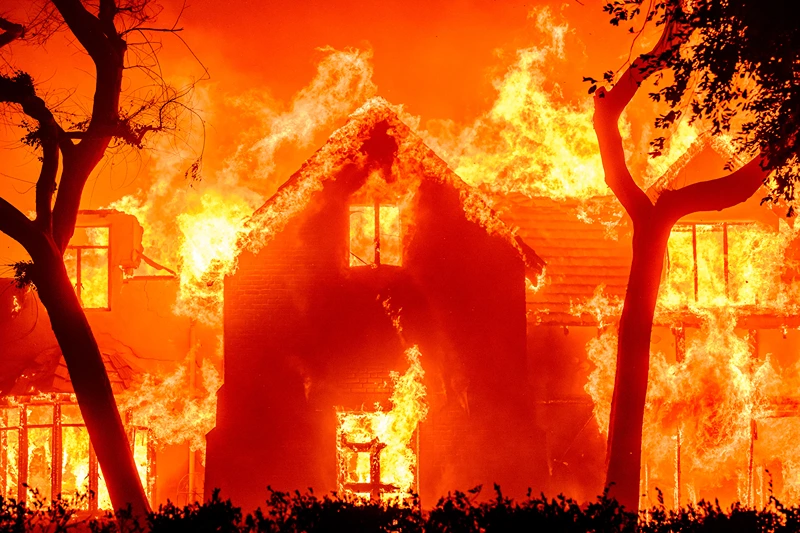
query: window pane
1 408 20 499
350 206 375 267
62 426 90 506
28 405 53 426
133 429 149 492
662 228 694 307
71 227 109 247
81 248 109 309
98 464 112 510
61 404 83 425
695 225 726 305
727 225 779 306
379 206 401 266
27 427 52 502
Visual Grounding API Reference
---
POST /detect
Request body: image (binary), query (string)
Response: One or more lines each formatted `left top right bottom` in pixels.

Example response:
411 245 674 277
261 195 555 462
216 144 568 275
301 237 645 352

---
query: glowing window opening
0 397 154 510
65 227 110 310
665 222 759 306
336 410 419 503
349 204 401 267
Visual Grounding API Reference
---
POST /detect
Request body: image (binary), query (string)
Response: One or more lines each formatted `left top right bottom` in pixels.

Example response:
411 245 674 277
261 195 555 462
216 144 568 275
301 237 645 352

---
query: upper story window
662 222 776 308
349 204 401 267
64 227 110 310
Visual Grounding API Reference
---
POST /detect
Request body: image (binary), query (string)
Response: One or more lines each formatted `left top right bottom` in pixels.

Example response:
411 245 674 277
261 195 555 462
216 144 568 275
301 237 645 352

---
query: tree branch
51 0 126 252
593 90 653 223
655 156 769 223
51 0 115 63
35 138 60 234
0 16 24 48
592 12 689 224
0 197 37 251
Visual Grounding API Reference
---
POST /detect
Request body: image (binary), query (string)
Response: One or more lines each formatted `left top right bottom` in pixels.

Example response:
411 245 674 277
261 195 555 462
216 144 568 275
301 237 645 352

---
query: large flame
582 219 800 507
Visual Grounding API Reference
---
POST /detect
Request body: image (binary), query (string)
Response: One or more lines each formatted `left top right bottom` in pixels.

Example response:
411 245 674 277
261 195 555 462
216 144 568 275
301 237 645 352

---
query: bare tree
0 0 194 515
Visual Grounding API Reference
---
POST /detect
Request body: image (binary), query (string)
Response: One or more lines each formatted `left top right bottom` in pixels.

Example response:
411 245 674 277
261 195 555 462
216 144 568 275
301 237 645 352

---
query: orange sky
0 0 639 263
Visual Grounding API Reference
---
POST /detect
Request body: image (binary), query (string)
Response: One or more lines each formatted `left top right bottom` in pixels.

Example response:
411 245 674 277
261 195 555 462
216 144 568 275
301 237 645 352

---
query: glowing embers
336 347 427 503
0 396 154 510
64 227 110 310
662 223 782 309
349 204 401 267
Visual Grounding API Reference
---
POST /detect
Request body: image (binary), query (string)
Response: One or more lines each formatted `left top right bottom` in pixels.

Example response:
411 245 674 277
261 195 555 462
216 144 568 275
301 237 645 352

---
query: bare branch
656 156 769 223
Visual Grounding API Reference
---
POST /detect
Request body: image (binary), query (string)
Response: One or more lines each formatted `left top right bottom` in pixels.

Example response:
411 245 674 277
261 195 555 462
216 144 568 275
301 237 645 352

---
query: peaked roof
240 97 544 274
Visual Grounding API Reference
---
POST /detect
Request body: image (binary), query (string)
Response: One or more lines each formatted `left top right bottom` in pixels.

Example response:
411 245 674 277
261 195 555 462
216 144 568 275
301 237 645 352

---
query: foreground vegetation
6 486 800 532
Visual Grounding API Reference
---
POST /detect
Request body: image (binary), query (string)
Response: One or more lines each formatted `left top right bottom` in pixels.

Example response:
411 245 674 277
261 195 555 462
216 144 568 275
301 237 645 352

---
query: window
349 204 401 267
663 223 773 307
0 397 153 509
336 410 419 503
65 227 110 309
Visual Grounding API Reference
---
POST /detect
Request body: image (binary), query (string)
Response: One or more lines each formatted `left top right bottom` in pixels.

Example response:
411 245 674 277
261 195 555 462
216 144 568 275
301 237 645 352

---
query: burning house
204 99 549 508
498 135 800 508
0 210 219 508
3 98 800 513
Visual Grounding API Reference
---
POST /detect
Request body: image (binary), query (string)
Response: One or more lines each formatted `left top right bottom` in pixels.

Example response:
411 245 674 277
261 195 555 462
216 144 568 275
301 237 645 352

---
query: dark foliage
588 0 799 209
16 486 800 532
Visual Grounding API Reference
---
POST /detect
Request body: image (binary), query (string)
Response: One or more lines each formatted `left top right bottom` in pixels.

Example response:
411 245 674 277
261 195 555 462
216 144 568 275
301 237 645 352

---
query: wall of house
207 172 546 509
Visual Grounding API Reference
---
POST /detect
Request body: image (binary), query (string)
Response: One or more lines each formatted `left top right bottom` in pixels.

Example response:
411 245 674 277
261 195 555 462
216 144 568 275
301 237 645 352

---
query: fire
336 346 427 503
118 352 221 458
110 47 375 325
582 217 800 507
0 396 153 510
417 7 612 201
173 192 253 323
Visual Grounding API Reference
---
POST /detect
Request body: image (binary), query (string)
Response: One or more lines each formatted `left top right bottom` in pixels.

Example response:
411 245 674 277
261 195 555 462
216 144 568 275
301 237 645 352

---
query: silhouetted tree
0 0 195 516
588 0 798 511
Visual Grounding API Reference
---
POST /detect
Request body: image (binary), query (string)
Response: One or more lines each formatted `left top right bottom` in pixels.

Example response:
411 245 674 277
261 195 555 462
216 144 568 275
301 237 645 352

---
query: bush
8 486 800 532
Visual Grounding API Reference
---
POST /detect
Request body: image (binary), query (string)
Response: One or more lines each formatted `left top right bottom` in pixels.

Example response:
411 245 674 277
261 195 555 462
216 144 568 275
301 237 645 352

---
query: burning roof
240 97 544 275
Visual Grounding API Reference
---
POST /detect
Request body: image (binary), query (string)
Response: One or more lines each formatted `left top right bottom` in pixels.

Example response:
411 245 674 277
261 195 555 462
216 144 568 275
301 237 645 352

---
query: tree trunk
604 218 671 511
32 240 150 517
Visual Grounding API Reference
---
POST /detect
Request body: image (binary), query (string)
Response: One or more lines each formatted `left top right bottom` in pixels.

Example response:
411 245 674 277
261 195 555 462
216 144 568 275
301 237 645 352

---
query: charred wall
206 173 545 508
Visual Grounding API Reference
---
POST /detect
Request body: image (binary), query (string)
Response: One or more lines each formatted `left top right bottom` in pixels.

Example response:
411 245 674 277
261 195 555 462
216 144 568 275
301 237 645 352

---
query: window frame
0 396 155 510
348 202 401 268
667 222 753 304
66 225 112 311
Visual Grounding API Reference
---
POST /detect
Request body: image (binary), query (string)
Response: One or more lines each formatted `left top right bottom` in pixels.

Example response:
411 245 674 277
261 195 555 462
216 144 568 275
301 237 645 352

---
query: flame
118 354 221 458
336 346 427 502
581 218 800 506
110 47 375 325
416 7 615 200
0 398 152 510
172 192 253 323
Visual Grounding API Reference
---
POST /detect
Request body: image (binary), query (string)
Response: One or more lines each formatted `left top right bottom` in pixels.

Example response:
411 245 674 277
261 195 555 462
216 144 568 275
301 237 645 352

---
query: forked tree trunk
605 218 671 510
32 240 150 517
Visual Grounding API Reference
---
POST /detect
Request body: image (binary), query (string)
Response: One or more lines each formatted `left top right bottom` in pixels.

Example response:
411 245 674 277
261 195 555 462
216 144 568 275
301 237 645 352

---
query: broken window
349 204 401 267
65 227 110 309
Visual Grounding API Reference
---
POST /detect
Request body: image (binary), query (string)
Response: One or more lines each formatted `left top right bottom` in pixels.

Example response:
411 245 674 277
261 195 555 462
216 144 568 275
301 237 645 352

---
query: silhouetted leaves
590 0 800 210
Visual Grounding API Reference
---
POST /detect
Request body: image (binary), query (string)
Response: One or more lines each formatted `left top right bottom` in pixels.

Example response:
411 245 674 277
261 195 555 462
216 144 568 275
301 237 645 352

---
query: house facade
205 101 549 508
